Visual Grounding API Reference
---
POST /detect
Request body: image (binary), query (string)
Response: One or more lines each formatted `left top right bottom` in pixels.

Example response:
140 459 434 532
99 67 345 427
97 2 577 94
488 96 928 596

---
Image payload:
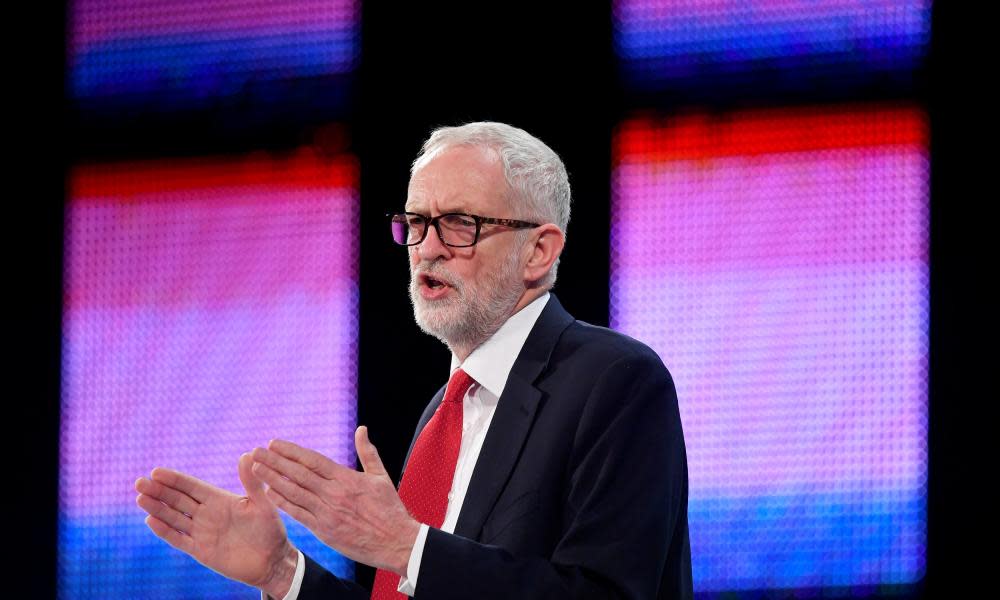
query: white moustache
413 265 460 290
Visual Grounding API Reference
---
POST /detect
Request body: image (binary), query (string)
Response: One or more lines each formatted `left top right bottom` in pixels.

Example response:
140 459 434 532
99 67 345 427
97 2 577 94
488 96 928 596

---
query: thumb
355 426 388 479
238 452 272 507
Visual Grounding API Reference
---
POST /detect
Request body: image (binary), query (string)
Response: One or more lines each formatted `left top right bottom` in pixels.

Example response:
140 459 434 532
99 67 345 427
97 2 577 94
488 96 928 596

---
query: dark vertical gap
356 1 614 590
19 2 66 598
926 2 981 598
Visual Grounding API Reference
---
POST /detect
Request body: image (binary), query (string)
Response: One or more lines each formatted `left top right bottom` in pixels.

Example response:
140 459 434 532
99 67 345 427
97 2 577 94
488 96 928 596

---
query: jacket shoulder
551 319 671 379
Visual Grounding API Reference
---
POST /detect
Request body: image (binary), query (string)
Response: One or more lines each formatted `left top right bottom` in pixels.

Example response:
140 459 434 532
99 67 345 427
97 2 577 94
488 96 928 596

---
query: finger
136 493 193 534
135 477 199 516
355 426 388 479
251 447 326 492
265 486 318 532
266 439 343 479
238 453 272 508
144 515 195 555
150 467 213 504
251 460 323 514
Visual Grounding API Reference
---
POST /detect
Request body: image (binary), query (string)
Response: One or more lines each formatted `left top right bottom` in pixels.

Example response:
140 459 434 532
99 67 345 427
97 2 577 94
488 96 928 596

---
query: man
135 122 692 599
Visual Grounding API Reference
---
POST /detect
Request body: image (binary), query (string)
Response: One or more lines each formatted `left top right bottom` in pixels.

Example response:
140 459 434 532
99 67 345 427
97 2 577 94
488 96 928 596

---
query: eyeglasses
388 212 541 247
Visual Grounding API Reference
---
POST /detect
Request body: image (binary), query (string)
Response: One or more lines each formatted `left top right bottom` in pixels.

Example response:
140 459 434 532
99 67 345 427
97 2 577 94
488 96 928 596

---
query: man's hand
250 426 421 576
134 453 299 599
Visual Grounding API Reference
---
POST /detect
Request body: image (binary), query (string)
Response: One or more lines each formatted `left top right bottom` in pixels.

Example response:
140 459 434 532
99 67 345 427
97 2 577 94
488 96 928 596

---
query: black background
16 1 984 597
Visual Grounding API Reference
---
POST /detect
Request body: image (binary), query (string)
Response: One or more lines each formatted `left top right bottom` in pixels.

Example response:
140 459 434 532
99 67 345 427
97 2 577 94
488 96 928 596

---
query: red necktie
370 369 475 599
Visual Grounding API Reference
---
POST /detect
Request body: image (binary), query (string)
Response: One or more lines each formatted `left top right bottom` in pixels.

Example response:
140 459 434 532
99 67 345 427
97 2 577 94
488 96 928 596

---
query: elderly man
135 122 692 599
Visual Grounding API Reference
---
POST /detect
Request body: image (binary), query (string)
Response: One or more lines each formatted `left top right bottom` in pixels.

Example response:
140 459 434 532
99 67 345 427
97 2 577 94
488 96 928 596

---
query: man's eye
444 215 475 228
406 216 426 227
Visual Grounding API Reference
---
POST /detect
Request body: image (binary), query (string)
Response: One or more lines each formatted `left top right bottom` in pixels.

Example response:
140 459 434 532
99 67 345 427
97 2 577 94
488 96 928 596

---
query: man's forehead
405 145 508 211
410 145 503 183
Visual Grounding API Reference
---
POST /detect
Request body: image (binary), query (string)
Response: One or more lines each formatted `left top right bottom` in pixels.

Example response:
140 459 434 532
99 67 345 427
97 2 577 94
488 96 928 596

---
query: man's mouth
417 272 455 298
419 271 452 287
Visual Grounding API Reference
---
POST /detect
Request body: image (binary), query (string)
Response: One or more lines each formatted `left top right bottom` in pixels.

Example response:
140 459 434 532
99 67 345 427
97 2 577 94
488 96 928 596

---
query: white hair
411 121 572 287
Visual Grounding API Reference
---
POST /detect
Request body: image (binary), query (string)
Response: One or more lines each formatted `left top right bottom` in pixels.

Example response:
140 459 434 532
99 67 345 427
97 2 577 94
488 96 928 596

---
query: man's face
405 145 527 352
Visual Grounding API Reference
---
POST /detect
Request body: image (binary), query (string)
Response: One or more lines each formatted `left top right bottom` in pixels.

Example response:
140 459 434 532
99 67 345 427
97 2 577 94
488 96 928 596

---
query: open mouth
420 272 452 291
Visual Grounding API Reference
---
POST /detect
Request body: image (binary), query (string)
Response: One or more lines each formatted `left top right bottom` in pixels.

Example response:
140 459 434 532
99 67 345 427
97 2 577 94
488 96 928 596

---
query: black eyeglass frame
388 211 541 247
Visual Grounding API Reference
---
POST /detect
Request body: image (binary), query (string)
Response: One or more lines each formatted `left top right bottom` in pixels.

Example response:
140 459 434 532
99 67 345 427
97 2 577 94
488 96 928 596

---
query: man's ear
523 224 565 285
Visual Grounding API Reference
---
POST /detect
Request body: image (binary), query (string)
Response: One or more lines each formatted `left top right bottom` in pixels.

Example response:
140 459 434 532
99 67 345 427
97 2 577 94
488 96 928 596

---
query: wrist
392 519 422 577
260 543 299 599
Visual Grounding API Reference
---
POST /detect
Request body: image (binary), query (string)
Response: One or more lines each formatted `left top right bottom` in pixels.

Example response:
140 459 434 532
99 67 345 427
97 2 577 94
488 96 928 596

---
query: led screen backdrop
611 105 929 592
613 0 931 93
61 150 359 598
69 0 359 112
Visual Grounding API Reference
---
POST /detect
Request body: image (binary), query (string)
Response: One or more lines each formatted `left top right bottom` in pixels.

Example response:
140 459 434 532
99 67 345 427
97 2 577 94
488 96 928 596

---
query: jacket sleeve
295 386 447 600
413 352 692 600
295 552 370 600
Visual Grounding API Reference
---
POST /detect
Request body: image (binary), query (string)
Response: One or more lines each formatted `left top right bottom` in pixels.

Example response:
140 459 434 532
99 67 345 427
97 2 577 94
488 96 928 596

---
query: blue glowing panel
614 0 931 92
69 0 359 111
611 105 928 592
61 151 359 598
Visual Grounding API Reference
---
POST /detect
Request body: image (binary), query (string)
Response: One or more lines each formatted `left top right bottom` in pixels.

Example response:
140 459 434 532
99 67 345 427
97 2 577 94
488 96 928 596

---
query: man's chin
414 317 470 351
413 299 460 336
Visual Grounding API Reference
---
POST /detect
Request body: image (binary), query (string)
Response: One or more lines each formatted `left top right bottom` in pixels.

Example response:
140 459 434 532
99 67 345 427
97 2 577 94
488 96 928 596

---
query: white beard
409 247 524 354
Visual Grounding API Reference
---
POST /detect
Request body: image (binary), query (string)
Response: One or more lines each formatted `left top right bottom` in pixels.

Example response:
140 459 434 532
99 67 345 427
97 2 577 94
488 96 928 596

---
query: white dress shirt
274 292 550 600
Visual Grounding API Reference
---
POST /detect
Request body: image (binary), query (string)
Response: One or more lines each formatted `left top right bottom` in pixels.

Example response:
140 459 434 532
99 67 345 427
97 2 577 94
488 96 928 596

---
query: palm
135 455 295 593
187 486 288 586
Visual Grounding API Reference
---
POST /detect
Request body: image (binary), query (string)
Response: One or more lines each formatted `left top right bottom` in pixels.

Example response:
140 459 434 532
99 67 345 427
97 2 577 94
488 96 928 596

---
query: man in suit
135 122 692 599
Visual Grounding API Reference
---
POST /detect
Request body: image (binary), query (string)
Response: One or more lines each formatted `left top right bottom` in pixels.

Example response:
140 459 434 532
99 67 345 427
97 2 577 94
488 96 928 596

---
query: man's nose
416 222 451 261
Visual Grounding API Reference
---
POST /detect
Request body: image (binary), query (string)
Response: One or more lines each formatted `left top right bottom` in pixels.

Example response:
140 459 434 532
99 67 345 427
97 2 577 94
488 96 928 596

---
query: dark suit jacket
299 294 692 599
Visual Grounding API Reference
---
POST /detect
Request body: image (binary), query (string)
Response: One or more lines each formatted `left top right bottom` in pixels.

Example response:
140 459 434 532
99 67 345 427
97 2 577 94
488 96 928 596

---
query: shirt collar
450 292 550 399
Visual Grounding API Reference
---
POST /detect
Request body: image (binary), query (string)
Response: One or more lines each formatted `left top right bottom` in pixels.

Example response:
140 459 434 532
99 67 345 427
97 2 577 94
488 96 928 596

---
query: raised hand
250 426 421 575
135 453 299 598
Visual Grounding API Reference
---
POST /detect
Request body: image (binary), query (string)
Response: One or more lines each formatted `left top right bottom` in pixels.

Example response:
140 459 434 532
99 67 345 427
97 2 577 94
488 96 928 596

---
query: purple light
60 152 359 596
611 106 929 591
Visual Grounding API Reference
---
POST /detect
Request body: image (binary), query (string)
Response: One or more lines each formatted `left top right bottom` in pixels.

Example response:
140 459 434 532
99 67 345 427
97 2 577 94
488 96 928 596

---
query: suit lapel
401 385 445 474
452 294 575 539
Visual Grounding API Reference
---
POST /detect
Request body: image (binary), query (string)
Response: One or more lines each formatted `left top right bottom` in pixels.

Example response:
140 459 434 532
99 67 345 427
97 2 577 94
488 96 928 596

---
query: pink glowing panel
611 105 928 590
61 150 358 595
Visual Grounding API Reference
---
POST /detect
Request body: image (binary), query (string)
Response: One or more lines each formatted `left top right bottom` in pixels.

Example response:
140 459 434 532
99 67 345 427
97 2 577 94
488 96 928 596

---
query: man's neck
448 287 548 362
511 286 548 315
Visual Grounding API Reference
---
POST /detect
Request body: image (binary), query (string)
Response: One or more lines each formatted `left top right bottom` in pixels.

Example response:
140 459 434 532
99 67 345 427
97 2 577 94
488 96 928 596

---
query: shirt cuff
396 523 429 596
261 549 305 600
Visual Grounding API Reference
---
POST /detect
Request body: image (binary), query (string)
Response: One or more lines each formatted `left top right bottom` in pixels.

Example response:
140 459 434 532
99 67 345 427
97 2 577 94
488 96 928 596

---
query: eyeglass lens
391 214 478 246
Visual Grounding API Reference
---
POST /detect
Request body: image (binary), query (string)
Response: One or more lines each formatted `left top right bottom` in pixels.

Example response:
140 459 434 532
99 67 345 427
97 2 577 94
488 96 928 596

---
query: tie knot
444 368 475 403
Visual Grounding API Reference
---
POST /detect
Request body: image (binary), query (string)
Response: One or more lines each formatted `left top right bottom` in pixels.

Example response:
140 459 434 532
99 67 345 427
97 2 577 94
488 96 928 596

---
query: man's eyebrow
403 203 472 215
